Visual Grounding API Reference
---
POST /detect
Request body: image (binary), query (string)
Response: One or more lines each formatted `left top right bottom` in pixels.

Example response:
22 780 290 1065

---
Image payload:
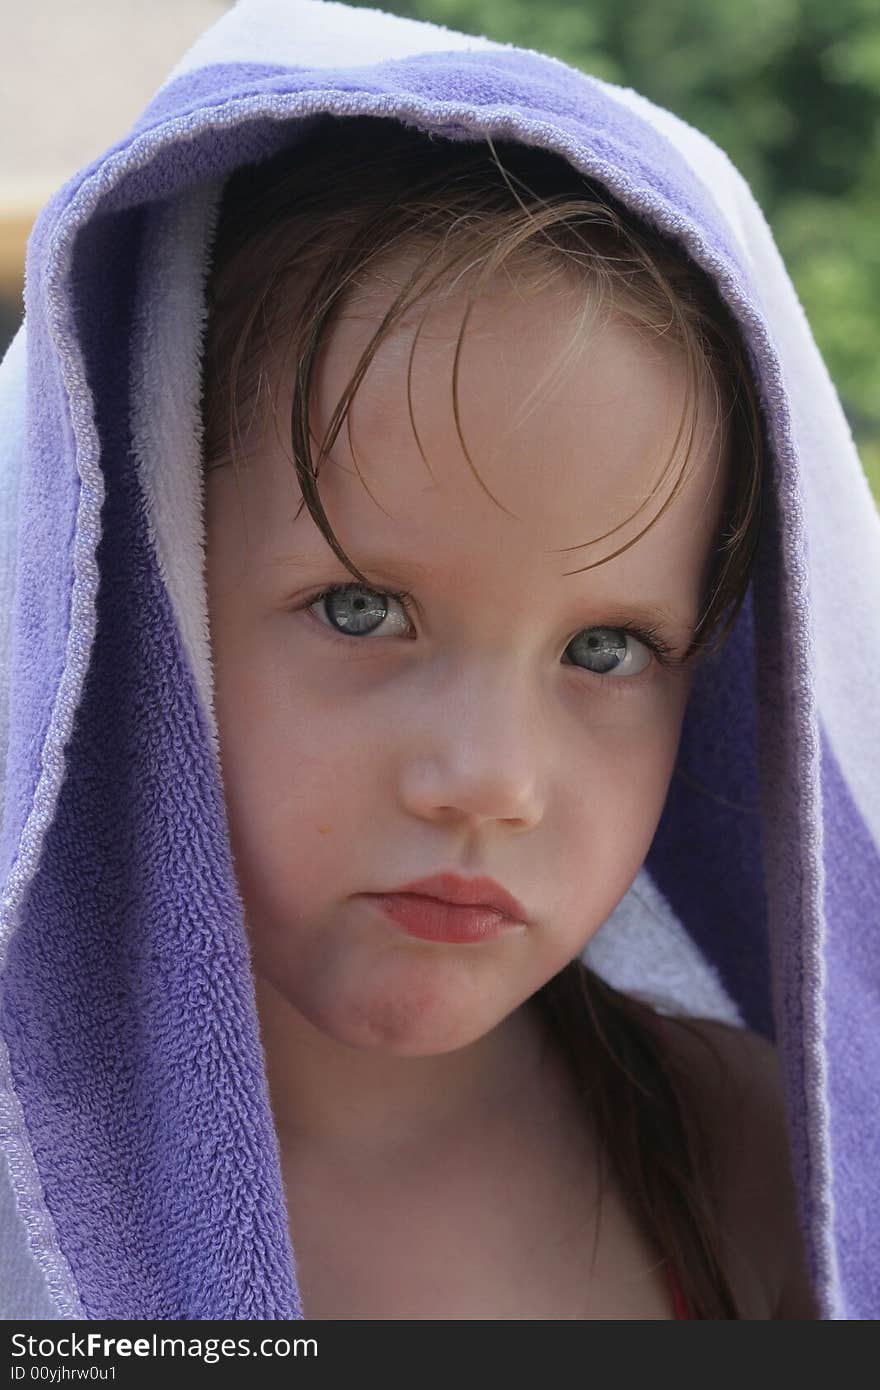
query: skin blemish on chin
349 979 459 1052
317 825 333 834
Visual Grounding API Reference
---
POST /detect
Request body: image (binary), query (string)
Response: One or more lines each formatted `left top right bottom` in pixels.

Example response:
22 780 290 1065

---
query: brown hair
201 113 766 1318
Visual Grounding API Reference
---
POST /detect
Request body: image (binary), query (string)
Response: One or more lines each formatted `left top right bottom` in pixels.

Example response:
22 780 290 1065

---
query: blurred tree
355 0 880 495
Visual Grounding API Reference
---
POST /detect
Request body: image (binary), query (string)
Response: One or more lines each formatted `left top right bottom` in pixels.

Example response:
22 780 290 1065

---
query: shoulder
647 1013 819 1319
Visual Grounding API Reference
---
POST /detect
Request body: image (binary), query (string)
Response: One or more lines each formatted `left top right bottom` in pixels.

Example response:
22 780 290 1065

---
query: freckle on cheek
317 825 332 834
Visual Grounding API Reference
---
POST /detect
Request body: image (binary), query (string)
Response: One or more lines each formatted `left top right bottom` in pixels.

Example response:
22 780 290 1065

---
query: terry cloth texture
1 0 879 1320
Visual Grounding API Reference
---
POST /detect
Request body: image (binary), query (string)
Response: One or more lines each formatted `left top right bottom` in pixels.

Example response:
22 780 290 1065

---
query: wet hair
201 113 767 1318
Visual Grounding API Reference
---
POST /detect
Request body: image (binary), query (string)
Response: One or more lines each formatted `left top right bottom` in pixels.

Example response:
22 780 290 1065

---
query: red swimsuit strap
667 1260 691 1320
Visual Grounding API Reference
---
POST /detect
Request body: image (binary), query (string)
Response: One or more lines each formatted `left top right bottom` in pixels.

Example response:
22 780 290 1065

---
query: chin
307 974 497 1055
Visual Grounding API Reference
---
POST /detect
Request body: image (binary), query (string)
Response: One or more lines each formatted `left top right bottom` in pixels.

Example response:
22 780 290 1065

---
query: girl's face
205 259 728 1058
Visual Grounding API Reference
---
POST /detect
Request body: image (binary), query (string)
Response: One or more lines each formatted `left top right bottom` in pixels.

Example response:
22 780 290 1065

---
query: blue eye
564 627 652 679
303 581 682 685
310 583 412 638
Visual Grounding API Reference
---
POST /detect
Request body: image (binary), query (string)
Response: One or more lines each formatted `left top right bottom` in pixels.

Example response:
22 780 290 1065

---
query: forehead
213 259 729 602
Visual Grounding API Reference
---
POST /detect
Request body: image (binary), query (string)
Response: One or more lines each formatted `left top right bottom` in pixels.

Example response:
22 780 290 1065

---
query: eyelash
301 581 686 690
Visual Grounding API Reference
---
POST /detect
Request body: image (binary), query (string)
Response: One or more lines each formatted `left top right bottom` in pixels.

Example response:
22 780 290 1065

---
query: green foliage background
354 0 880 500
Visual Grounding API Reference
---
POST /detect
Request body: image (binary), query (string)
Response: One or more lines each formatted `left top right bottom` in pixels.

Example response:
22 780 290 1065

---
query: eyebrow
273 551 696 638
272 551 432 588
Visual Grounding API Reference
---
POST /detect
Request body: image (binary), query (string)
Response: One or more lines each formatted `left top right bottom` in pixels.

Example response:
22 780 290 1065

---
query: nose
397 659 546 831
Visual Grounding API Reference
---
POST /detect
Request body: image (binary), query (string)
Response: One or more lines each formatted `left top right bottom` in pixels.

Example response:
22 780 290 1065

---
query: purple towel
1 0 878 1320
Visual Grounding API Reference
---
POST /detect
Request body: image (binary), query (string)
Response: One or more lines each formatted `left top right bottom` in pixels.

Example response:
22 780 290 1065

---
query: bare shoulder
647 1012 819 1320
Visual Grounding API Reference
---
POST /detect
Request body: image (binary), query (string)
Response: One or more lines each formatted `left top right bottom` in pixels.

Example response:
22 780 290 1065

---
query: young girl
1 0 877 1323
200 111 809 1323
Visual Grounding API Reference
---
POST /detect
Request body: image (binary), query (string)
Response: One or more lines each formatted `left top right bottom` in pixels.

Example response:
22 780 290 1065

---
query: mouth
380 872 528 923
361 892 524 944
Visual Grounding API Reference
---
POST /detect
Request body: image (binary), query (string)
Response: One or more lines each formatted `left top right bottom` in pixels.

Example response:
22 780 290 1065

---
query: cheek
604 690 688 838
549 693 687 944
210 627 377 922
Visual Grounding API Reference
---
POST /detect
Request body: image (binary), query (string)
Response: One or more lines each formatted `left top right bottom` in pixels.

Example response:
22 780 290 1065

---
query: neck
254 972 564 1169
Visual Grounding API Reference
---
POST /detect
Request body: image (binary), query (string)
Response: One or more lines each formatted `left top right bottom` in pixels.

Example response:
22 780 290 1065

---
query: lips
383 873 527 923
366 893 520 944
